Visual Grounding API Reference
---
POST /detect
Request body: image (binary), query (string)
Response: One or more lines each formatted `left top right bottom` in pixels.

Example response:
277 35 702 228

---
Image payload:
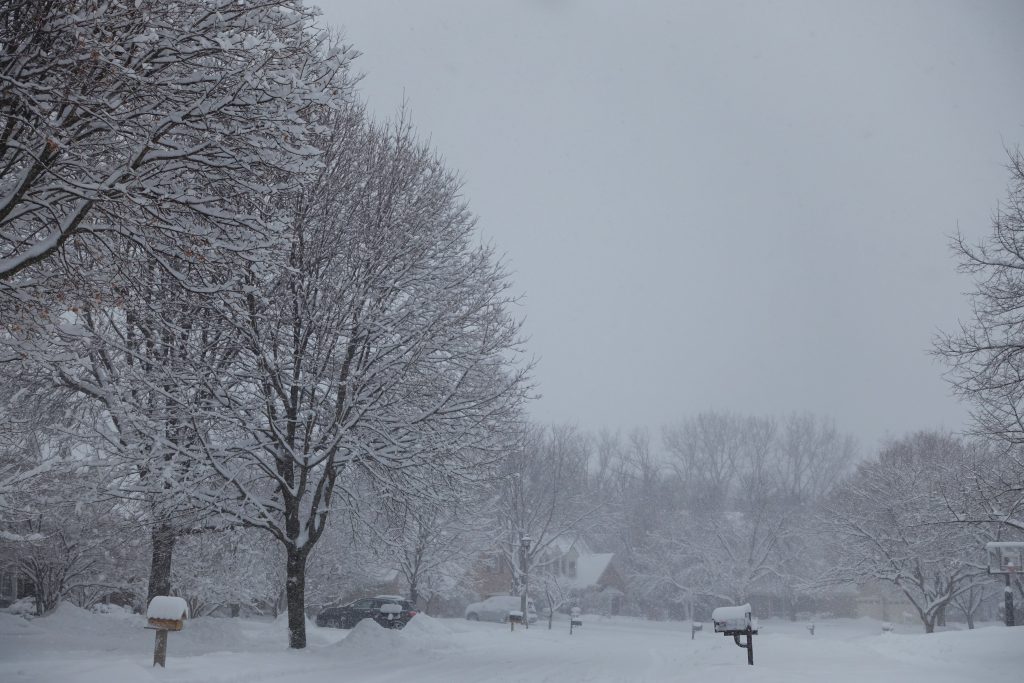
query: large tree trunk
147 523 176 606
286 546 308 649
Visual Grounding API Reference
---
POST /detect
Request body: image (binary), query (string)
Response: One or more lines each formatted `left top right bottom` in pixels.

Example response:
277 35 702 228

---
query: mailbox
986 541 1024 574
712 603 755 635
147 596 188 632
146 596 188 668
711 603 758 666
507 609 524 624
379 602 403 628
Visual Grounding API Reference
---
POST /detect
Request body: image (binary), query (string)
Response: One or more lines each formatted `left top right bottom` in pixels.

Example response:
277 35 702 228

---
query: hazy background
316 0 1024 450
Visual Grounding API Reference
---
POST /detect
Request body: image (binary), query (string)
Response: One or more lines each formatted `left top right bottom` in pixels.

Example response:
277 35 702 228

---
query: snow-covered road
1 604 1022 682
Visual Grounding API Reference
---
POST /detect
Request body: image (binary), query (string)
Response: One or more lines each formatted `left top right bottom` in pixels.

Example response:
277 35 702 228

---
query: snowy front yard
1 604 1022 683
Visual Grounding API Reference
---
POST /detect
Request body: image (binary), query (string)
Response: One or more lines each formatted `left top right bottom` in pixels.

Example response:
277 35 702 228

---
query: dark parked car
315 595 417 629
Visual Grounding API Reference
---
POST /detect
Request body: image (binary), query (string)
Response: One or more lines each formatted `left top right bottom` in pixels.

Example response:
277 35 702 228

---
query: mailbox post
986 541 1024 626
570 607 582 635
712 603 758 666
508 609 523 632
146 596 188 668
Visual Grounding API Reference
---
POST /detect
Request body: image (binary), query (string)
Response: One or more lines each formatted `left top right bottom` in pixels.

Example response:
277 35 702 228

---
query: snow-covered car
316 596 417 629
464 595 538 623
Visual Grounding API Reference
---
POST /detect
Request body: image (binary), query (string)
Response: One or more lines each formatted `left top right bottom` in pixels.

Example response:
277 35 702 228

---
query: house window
566 560 576 578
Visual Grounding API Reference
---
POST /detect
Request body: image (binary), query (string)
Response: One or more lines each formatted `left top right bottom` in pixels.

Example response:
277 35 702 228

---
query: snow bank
173 616 250 654
0 611 45 638
6 596 36 616
46 601 140 631
333 614 456 659
403 613 453 639
335 617 404 654
401 613 457 653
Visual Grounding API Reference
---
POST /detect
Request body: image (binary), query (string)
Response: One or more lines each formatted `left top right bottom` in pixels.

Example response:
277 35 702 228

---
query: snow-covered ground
2 604 1022 682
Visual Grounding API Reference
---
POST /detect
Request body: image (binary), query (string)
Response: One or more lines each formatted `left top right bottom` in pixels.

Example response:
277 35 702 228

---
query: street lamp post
520 534 532 629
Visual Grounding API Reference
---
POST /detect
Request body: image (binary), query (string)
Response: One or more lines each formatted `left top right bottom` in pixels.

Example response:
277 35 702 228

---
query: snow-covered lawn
2 604 1022 682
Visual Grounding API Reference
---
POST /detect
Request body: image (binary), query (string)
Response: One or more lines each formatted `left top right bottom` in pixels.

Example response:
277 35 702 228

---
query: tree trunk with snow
285 547 309 649
147 523 176 605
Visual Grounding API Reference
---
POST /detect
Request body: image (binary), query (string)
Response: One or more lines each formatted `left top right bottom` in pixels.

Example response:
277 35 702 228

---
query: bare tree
935 149 1024 535
826 432 989 633
189 108 530 648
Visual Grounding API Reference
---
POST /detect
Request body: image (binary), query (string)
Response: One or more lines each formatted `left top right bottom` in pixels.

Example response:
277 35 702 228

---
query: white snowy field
1 604 1022 683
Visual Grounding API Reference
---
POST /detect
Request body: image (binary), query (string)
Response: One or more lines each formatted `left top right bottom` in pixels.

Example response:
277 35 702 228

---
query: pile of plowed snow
334 614 455 658
401 613 456 651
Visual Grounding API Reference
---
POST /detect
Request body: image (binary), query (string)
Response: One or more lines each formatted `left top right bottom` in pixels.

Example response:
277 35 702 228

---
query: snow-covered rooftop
569 552 614 589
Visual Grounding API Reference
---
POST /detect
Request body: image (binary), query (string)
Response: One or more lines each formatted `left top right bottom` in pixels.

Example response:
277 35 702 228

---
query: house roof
548 535 591 556
568 552 614 589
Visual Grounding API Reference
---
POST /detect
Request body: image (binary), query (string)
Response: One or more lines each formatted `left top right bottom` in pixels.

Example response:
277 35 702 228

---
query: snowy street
2 605 1021 683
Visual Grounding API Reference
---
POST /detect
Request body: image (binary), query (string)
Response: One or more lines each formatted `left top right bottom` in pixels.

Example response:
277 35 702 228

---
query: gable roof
568 552 614 589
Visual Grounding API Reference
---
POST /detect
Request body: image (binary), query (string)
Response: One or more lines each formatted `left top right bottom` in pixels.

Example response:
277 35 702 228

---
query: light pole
520 534 532 629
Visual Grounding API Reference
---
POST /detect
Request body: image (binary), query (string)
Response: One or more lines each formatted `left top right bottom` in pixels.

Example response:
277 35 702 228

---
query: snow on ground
1 604 1022 682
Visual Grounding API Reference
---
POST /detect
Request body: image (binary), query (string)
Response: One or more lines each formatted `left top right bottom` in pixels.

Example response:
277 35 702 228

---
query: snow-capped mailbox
986 541 1024 627
147 596 188 632
570 607 583 634
986 541 1024 574
379 602 402 627
712 603 753 635
508 609 524 631
712 603 758 666
146 596 188 668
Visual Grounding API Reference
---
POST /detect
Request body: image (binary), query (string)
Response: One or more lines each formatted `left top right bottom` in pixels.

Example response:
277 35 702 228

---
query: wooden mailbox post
146 596 188 667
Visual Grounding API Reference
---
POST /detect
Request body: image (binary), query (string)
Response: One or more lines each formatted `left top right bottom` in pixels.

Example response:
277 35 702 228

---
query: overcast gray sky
316 0 1024 451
